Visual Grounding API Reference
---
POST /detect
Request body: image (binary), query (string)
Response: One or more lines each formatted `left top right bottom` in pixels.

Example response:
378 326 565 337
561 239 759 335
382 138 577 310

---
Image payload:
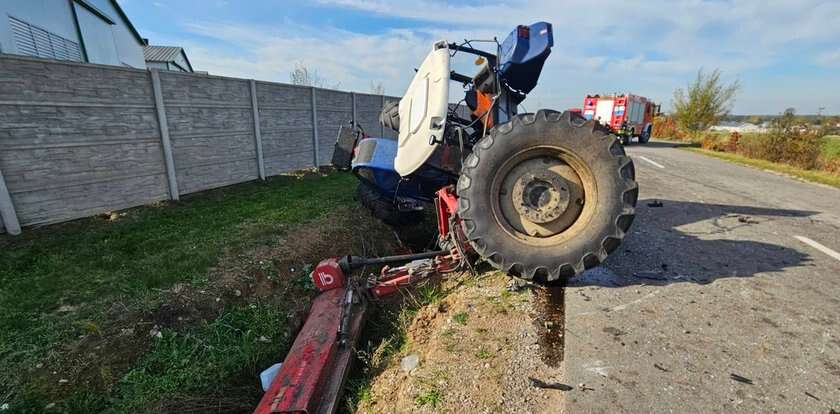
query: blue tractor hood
498 22 553 94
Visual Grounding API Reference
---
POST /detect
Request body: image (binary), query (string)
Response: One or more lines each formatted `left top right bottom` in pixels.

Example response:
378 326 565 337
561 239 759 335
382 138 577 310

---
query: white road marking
794 236 840 262
638 155 665 169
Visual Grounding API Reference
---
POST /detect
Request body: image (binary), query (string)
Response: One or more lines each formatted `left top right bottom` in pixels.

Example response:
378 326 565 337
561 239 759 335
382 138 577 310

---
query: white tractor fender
393 41 450 177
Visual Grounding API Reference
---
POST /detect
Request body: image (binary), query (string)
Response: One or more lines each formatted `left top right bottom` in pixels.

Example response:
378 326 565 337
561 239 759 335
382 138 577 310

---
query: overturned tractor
255 22 638 414
334 22 638 284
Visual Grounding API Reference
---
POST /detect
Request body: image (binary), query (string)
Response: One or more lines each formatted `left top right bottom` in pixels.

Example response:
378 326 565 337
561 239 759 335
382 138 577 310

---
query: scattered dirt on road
533 286 566 367
356 272 568 414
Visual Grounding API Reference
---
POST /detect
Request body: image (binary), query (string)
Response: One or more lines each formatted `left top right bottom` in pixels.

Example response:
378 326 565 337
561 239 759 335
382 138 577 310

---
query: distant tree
746 115 763 124
764 108 822 168
289 62 341 89
369 81 385 95
672 68 740 137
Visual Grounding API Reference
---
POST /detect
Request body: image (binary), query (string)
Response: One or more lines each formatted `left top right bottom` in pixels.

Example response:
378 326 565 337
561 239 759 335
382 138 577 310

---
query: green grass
475 348 493 360
113 305 288 412
822 135 840 159
0 172 358 412
452 312 469 325
414 387 443 408
685 148 840 189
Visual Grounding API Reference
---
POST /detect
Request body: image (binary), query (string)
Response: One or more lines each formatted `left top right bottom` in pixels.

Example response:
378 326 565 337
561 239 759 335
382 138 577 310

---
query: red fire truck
581 94 659 144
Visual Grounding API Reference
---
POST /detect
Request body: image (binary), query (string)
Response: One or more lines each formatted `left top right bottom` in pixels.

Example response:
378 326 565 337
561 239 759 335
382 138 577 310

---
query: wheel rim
491 146 598 246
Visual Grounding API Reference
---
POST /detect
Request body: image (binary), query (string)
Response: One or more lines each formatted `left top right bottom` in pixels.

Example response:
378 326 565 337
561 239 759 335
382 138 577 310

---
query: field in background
652 114 840 186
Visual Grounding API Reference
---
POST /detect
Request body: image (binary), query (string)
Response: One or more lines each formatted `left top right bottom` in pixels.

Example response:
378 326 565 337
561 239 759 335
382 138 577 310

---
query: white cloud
816 49 840 67
177 22 435 95
159 0 840 113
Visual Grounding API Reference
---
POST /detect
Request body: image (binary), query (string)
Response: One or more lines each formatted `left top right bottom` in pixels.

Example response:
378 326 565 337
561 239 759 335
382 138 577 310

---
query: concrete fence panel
355 93 385 138
256 81 316 174
0 54 404 232
315 89 353 166
159 72 258 195
0 57 169 227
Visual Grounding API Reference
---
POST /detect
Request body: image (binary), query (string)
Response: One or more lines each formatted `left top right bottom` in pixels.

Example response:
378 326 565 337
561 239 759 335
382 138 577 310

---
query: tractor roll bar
450 71 472 85
447 42 497 66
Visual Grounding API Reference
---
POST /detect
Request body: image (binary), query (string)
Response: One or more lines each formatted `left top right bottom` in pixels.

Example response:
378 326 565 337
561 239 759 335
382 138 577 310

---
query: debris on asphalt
804 391 820 401
729 373 753 384
401 354 420 372
737 215 758 224
528 377 572 391
647 200 664 208
653 363 670 372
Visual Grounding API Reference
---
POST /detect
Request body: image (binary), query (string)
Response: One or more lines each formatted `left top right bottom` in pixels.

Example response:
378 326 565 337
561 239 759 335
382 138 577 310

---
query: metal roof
143 45 182 62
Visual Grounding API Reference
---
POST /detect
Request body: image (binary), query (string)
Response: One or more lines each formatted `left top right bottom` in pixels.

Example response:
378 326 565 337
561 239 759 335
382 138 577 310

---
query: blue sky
119 0 840 115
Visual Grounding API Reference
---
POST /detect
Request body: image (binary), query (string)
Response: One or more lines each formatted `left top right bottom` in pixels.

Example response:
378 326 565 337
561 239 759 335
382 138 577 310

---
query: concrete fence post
150 70 180 200
351 92 357 127
380 94 385 137
0 166 22 235
310 87 320 167
249 80 266 180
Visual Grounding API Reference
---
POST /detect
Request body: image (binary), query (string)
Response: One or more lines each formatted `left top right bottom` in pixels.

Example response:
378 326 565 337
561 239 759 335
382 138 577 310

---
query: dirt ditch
354 273 568 414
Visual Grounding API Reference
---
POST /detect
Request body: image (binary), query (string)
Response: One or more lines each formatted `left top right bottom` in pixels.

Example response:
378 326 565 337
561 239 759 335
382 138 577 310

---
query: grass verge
684 148 840 189
0 172 377 412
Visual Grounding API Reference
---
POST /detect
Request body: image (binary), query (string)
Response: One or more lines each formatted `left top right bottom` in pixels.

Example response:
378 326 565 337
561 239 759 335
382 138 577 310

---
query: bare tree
672 68 740 137
369 81 385 95
290 62 322 87
289 62 341 89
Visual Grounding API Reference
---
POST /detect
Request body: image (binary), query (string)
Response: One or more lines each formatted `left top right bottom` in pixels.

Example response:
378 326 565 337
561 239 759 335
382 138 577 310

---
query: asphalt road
563 141 840 413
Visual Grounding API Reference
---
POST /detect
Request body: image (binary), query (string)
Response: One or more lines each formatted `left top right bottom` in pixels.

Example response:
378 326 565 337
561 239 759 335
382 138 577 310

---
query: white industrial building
0 0 193 72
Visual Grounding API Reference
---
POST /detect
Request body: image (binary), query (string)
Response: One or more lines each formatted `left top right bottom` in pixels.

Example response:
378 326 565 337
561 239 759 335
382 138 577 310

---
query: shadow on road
569 199 816 288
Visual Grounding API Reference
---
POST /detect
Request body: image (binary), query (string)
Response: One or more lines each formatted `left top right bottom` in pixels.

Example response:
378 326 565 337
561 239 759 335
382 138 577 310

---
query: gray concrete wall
0 54 397 232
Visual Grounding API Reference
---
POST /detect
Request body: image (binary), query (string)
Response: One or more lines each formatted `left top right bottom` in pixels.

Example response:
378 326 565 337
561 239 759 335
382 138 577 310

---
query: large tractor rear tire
355 182 424 227
457 110 638 284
